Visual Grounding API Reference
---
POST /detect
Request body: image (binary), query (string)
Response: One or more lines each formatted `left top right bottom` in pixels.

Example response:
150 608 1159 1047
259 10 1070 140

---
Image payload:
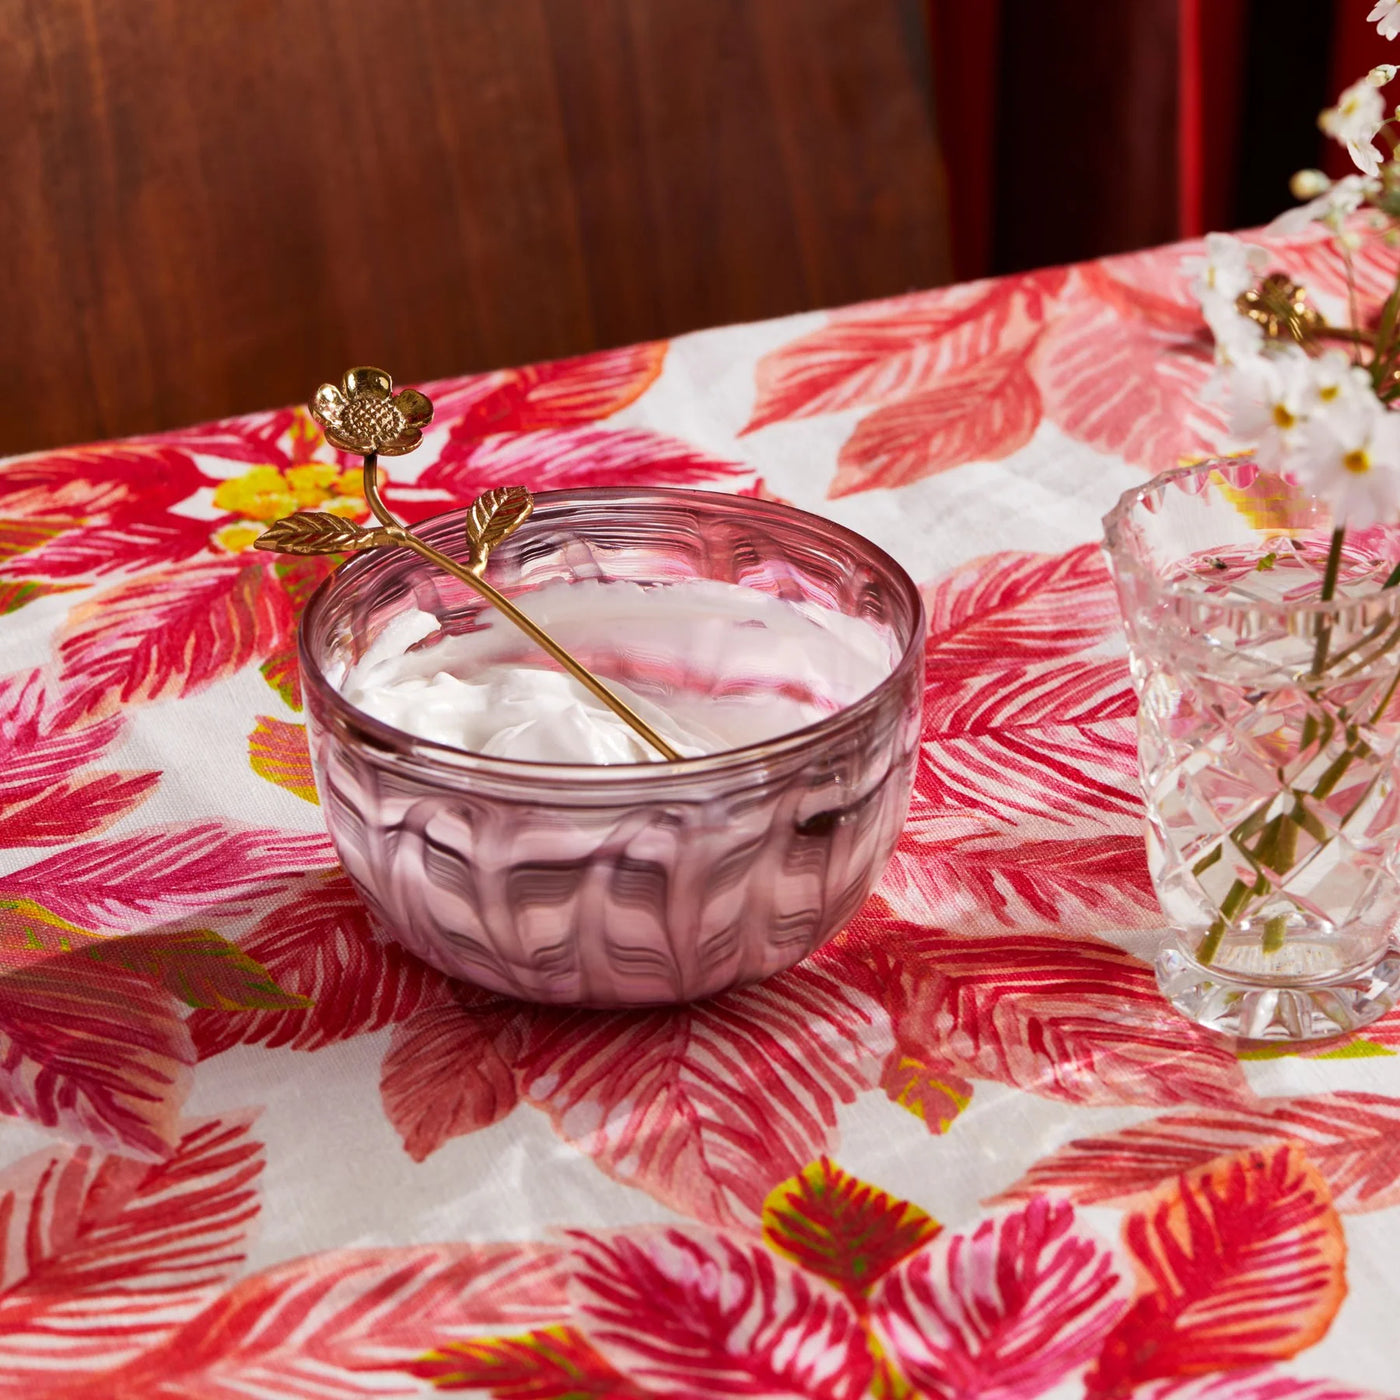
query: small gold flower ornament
1236 274 1323 344
310 367 433 456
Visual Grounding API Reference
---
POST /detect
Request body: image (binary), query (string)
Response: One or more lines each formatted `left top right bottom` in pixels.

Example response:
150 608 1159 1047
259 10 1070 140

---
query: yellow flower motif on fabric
213 462 367 552
213 522 268 554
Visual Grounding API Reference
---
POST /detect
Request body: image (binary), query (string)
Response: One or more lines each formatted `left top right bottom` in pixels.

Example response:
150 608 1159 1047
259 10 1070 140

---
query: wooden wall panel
0 0 950 454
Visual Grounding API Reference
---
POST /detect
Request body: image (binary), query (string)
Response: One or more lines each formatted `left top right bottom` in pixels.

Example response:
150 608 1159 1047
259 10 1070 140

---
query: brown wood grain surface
0 0 950 454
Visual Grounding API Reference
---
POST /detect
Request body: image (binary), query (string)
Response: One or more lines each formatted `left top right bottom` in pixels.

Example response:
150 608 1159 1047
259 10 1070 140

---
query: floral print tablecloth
5 226 1400 1399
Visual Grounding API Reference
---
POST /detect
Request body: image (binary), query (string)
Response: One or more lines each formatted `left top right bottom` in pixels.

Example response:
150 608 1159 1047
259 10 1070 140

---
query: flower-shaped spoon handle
254 367 681 762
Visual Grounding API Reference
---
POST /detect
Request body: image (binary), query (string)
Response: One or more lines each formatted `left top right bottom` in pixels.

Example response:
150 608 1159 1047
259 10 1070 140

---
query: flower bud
1370 64 1398 86
1290 169 1331 198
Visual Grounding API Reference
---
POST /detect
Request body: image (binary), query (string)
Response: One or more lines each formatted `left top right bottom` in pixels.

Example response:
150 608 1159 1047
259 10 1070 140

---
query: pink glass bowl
299 487 924 1005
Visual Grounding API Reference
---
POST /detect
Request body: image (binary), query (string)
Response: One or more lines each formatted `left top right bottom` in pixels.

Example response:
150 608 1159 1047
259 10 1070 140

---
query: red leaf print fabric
570 1227 874 1400
0 670 157 846
879 1053 973 1132
848 920 1253 1110
428 341 667 434
1087 1145 1347 1393
420 424 743 501
189 872 435 1058
1033 265 1227 475
4 516 216 582
8 247 1400 1390
915 658 1139 828
0 822 335 936
0 1116 261 1389
0 960 193 1157
883 544 1152 930
1133 1373 1399 1400
920 543 1123 676
997 1091 1400 1214
744 273 1062 432
0 446 206 579
380 996 522 1162
871 1197 1127 1400
829 352 1041 496
100 1243 568 1399
58 560 290 716
883 820 1157 931
82 930 311 1013
516 965 892 1226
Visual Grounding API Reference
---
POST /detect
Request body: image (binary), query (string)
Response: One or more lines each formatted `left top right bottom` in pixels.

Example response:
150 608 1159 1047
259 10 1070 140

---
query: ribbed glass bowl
299 487 924 1006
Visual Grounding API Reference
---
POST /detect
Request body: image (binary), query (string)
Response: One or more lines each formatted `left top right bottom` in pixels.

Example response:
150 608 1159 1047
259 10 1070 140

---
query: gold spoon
253 366 681 761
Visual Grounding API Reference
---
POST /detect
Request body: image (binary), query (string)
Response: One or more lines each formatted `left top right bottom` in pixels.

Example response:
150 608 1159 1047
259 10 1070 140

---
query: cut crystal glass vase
1103 460 1400 1041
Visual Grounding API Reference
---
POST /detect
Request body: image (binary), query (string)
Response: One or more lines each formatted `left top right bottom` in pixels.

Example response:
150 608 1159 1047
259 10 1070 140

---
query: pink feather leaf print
0 444 205 532
881 816 1158 932
98 1243 569 1399
0 771 161 849
870 1196 1128 1400
921 543 1123 677
1 515 217 581
189 872 440 1058
0 822 336 938
432 340 668 436
380 995 523 1163
0 1116 262 1391
851 919 1254 1111
760 1158 940 1305
515 964 892 1227
1131 1370 1400 1399
419 424 744 502
0 958 194 1158
994 1091 1400 1214
79 929 311 1013
1033 264 1228 475
916 657 1140 830
0 669 158 847
909 543 1142 837
1086 1145 1348 1394
828 350 1042 496
569 1227 875 1400
403 1325 652 1397
743 271 1065 432
58 559 292 716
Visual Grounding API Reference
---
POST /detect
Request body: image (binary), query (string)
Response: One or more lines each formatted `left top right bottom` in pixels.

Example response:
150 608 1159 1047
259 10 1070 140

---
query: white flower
1320 75 1387 177
1294 388 1400 527
1228 347 1314 471
1306 349 1376 413
1227 349 1377 479
1187 233 1270 365
1270 173 1376 235
1371 0 1400 41
1190 232 1270 301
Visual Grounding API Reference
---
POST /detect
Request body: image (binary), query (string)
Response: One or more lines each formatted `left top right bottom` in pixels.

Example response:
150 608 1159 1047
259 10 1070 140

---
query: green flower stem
1309 527 1347 677
1196 532 1358 968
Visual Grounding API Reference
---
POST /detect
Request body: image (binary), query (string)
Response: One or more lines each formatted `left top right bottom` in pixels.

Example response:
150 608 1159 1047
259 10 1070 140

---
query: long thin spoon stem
360 454 681 762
